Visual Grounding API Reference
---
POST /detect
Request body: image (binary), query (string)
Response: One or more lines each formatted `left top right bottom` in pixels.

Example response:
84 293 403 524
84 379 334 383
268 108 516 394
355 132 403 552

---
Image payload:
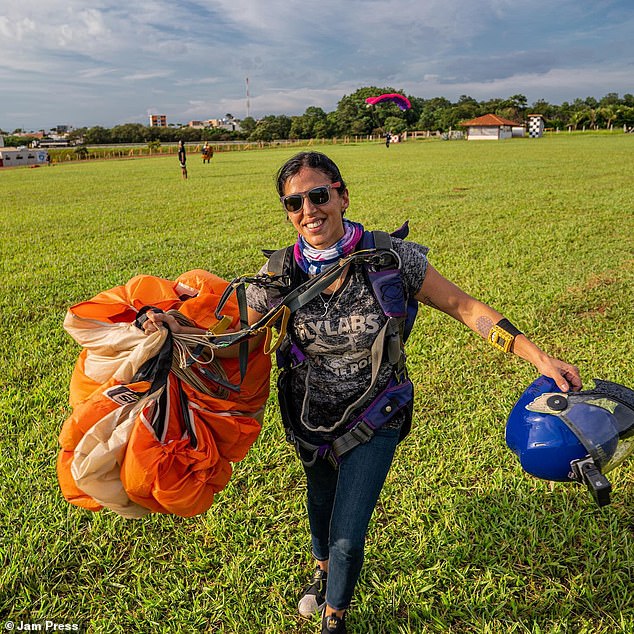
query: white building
460 114 520 140
0 147 49 167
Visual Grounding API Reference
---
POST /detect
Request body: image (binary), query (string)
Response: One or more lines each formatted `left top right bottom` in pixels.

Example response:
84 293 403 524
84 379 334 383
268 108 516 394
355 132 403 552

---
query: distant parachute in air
365 93 411 111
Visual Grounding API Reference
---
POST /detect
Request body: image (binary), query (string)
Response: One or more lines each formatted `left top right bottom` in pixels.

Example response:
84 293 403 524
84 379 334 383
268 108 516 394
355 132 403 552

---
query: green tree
481 97 505 114
570 109 592 130
110 123 147 143
289 107 330 139
449 95 480 127
4 134 38 146
383 116 407 135
599 93 620 106
529 99 554 117
597 105 619 129
416 96 452 131
83 126 111 144
617 106 634 128
249 115 291 141
240 117 257 136
334 88 381 135
504 94 528 120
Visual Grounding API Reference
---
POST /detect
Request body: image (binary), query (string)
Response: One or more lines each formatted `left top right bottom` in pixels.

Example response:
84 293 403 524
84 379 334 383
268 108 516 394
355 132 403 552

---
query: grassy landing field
1 135 633 633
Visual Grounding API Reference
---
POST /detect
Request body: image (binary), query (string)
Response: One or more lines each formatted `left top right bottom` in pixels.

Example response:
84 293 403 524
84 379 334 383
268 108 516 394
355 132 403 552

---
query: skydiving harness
137 223 419 468
261 223 419 468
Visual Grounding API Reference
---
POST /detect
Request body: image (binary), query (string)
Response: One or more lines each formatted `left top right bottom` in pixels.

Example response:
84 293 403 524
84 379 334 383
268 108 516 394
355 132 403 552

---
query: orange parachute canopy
57 269 271 518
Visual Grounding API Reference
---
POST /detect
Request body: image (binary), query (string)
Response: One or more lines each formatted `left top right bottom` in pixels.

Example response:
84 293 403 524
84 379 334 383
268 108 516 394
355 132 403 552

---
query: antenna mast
245 77 250 119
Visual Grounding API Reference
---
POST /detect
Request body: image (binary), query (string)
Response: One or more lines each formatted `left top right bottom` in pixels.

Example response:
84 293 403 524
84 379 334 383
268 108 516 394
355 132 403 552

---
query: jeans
302 427 401 611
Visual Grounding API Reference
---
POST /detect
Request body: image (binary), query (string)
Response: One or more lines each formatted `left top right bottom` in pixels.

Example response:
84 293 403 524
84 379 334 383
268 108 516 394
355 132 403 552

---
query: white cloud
123 71 173 81
0 15 36 40
404 66 634 103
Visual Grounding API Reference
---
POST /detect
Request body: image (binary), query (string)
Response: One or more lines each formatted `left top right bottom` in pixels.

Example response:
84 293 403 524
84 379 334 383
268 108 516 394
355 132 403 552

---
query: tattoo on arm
476 316 494 338
420 295 441 310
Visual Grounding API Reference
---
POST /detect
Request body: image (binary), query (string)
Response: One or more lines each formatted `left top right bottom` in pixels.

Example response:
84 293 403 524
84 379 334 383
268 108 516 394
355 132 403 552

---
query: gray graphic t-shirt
246 238 429 441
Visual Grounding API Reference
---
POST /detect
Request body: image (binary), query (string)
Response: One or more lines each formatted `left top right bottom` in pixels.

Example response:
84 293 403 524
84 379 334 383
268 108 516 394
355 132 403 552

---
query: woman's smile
284 167 349 249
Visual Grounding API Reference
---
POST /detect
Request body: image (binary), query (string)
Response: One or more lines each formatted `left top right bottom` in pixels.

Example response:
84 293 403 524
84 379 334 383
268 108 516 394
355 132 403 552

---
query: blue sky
1 0 632 131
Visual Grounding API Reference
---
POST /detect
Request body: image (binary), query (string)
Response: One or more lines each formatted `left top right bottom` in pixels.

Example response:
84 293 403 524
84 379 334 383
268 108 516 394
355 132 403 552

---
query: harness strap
267 225 418 464
203 249 400 350
298 316 393 433
261 305 291 354
289 378 414 468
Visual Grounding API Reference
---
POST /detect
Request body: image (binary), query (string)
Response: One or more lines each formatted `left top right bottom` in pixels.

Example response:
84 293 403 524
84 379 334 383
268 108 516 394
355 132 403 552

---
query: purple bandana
294 219 364 275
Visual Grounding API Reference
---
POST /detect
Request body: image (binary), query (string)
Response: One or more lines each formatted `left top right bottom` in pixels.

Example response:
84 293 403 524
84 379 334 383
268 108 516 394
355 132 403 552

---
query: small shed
459 114 520 140
0 147 49 168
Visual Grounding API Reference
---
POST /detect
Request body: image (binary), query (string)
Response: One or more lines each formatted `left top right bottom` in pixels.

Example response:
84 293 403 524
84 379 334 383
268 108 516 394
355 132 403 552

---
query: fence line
47 131 468 164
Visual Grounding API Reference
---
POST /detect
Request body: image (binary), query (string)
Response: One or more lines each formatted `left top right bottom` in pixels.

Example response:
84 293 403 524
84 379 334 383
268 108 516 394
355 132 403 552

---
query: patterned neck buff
294 219 364 275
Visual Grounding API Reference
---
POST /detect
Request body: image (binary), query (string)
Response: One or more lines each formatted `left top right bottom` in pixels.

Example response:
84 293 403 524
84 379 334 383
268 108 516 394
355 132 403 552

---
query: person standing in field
202 141 213 164
177 140 187 179
142 151 582 633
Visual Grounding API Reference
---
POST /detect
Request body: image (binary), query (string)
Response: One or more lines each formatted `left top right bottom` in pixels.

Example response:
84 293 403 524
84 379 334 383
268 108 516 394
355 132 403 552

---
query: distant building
149 114 167 127
459 114 520 140
207 118 241 132
187 120 206 128
0 147 49 168
34 137 73 148
13 130 45 140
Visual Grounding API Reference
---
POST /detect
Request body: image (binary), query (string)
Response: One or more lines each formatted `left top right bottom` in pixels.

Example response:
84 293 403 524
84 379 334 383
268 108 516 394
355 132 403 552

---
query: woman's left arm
415 264 582 392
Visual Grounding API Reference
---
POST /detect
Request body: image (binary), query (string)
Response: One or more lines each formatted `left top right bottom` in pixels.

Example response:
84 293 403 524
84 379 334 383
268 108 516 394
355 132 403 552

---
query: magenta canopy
365 93 412 111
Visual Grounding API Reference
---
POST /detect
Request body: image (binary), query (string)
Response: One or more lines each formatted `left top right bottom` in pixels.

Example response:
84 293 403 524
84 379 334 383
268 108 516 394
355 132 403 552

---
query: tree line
4 87 633 146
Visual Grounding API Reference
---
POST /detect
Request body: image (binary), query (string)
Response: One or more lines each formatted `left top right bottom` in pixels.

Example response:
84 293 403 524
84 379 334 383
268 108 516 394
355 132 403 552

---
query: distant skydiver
177 140 187 179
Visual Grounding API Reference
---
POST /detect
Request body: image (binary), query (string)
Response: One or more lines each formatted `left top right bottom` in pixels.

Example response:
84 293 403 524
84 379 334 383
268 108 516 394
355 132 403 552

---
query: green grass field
1 135 633 633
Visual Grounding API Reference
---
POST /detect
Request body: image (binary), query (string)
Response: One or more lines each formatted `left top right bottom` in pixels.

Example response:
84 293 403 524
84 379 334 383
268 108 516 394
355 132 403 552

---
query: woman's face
283 167 349 250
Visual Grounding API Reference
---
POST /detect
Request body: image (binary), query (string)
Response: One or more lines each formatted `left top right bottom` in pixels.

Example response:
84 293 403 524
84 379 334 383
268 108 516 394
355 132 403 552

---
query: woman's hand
533 354 582 392
139 307 266 358
142 310 182 334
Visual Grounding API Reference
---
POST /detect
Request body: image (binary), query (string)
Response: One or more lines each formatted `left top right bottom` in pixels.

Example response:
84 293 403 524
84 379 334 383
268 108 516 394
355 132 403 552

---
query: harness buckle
349 421 374 444
326 450 341 469
393 362 408 384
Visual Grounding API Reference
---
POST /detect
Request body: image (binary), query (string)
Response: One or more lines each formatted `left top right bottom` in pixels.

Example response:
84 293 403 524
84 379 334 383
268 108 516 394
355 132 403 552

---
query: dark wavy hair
275 151 346 197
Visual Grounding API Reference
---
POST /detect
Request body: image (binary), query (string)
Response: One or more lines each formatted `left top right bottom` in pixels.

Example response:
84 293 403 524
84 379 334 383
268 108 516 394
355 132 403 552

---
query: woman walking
144 151 581 633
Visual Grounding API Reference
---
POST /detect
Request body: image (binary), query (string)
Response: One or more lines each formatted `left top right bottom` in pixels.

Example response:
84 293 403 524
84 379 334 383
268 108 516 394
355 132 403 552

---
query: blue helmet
506 375 634 505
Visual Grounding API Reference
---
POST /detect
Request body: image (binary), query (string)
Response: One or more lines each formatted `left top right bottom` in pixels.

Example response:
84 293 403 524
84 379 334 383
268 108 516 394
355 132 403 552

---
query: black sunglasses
280 182 341 214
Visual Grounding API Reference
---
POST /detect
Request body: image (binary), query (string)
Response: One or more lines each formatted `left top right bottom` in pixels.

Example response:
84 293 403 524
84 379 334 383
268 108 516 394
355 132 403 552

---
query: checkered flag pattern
528 116 544 138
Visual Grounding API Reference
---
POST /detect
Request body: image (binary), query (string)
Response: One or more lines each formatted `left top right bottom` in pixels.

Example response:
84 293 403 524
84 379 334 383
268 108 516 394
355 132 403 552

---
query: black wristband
496 318 523 337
